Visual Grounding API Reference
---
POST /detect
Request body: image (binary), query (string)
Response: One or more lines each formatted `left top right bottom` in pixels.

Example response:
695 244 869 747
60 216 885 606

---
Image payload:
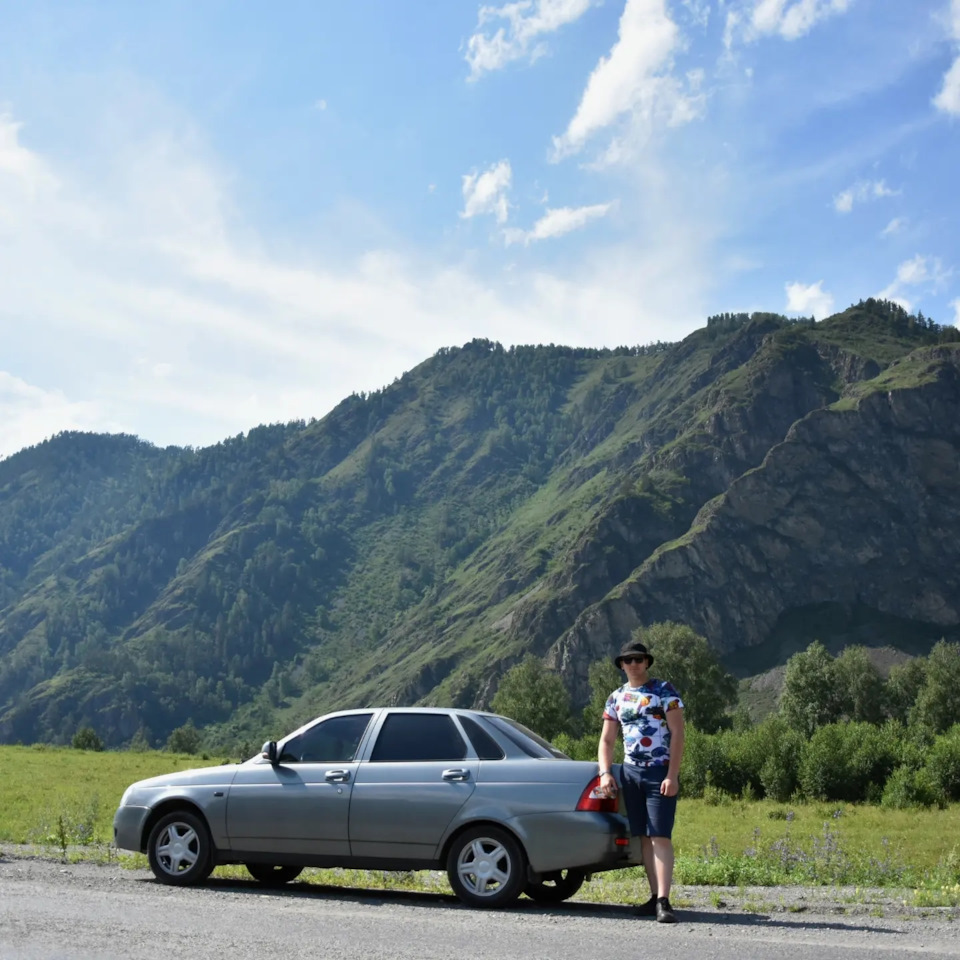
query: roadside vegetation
1 746 957 906
2 620 958 906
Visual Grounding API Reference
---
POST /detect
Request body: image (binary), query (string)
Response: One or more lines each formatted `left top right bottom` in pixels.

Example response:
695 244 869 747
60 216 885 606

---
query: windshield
488 716 570 759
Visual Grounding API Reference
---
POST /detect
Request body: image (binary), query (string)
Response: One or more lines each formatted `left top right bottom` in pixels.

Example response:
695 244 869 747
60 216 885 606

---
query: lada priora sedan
114 707 641 908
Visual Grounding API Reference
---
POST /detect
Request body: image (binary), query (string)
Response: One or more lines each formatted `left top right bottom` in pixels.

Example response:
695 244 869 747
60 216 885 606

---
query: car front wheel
446 826 526 908
146 810 214 886
524 868 586 903
245 863 304 886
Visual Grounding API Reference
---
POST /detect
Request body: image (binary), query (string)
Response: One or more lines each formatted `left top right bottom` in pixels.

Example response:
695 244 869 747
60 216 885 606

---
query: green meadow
1 745 958 905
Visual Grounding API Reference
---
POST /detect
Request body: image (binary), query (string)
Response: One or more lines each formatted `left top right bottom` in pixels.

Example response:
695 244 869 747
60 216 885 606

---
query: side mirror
261 740 278 764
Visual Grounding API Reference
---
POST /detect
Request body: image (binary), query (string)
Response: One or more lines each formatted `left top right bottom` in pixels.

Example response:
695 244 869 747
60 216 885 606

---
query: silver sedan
113 707 641 908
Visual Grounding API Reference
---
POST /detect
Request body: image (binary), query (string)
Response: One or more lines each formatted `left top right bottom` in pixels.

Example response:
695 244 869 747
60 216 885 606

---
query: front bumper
113 805 151 853
507 811 642 874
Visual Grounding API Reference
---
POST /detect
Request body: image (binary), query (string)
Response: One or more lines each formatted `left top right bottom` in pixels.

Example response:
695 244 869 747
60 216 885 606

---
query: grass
2 746 959 907
0 745 227 844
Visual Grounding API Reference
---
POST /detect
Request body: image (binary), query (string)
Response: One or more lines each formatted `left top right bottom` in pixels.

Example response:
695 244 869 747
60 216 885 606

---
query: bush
491 656 572 741
881 766 943 809
724 715 803 800
760 722 805 802
923 725 960 802
799 722 896 802
552 732 601 762
71 727 104 751
166 722 203 754
680 728 732 798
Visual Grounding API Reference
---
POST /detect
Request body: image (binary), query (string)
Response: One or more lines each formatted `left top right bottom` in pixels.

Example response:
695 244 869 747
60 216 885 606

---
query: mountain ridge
1 300 958 748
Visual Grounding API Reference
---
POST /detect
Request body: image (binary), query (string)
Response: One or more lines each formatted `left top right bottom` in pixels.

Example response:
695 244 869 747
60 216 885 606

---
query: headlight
119 786 134 806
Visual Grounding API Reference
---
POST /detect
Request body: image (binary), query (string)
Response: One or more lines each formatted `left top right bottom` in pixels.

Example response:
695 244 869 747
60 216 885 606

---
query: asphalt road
1 856 958 960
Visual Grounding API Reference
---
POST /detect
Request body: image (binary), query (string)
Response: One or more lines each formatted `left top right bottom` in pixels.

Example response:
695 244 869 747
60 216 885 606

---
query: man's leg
639 836 657 898
649 836 674 899
621 766 658 914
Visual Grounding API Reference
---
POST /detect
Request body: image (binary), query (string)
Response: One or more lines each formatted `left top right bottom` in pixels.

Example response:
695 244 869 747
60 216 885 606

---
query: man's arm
598 718 619 796
662 707 684 797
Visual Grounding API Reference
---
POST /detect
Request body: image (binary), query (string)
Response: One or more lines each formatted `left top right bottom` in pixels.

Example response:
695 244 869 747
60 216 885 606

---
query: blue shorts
620 763 677 839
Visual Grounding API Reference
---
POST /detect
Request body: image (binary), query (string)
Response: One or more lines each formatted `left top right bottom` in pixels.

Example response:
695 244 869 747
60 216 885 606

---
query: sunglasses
620 656 648 665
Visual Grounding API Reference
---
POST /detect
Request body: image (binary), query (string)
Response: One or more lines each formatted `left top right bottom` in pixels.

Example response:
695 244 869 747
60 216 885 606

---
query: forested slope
1 300 958 748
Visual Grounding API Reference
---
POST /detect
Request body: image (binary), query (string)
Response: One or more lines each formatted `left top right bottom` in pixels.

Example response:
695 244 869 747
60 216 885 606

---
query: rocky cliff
549 345 960 697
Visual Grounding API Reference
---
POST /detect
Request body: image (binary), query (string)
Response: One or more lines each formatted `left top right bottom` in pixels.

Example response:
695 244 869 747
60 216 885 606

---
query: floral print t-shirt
603 679 684 767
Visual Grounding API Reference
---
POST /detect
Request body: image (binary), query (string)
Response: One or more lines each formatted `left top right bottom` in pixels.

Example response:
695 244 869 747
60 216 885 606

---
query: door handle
442 768 470 782
325 769 351 783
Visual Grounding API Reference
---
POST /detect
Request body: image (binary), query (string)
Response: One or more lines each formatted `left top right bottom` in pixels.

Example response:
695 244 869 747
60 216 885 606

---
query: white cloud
785 280 834 317
552 0 704 161
0 106 712 459
832 179 898 213
726 0 853 47
0 115 59 194
833 189 854 213
933 0 960 115
465 0 594 79
934 56 960 116
314 99 328 111
461 159 513 223
503 201 614 245
906 254 948 287
681 0 711 29
0 372 108 460
877 254 952 309
881 217 905 237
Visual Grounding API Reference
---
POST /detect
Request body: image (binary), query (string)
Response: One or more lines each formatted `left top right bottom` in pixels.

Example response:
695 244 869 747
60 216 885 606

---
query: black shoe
633 895 658 916
656 897 677 923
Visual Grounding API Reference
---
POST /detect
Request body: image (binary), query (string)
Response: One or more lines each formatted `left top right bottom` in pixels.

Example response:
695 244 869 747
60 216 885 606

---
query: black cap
613 641 654 669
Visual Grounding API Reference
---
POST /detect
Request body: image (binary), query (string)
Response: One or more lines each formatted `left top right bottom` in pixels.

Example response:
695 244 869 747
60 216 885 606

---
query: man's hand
660 777 678 797
599 772 618 798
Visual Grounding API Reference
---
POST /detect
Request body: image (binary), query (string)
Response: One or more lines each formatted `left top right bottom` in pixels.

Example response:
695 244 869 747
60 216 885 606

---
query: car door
225 712 374 856
349 712 478 861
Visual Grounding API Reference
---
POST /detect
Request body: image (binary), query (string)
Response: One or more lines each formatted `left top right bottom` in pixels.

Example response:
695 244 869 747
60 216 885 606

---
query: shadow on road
139 875 907 936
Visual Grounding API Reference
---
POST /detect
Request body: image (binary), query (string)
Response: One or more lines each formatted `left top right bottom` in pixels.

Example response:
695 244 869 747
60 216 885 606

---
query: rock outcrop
551 347 960 697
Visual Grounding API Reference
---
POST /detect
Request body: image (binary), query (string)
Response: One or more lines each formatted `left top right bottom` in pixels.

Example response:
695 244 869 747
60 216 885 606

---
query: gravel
1 847 957 960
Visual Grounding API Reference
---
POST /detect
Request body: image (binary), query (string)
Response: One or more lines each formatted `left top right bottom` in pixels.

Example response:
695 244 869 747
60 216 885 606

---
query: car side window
459 716 505 760
279 713 373 764
370 714 467 762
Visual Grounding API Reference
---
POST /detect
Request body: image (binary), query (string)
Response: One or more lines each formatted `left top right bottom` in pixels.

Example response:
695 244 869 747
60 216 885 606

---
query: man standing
597 639 685 923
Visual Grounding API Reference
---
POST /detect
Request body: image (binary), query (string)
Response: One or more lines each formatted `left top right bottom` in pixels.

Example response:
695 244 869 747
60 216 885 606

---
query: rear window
458 715 506 760
488 716 570 759
370 713 467 762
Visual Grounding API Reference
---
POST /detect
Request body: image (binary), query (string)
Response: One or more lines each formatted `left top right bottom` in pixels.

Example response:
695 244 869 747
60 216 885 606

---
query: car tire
245 863 304 886
524 868 587 903
446 825 526 909
146 810 215 886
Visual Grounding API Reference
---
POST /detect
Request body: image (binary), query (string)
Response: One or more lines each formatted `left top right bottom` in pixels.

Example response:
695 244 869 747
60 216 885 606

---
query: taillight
576 776 619 813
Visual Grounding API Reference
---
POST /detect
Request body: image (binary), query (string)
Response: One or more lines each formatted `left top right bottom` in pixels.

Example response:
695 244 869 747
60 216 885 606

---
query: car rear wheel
446 825 526 908
146 810 214 886
524 868 586 903
245 863 304 886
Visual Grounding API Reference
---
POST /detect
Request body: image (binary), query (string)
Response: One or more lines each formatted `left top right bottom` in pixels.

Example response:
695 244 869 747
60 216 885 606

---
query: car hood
127 763 242 792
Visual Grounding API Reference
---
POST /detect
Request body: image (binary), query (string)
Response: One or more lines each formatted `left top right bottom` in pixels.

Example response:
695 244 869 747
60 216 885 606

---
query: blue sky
0 0 958 458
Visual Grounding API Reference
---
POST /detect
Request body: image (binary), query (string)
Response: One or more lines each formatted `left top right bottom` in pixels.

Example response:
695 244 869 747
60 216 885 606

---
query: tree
885 657 927 722
778 641 842 738
833 645 885 725
128 726 153 752
166 721 203 755
581 659 623 733
913 640 960 733
491 655 572 741
72 727 104 751
638 622 738 733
